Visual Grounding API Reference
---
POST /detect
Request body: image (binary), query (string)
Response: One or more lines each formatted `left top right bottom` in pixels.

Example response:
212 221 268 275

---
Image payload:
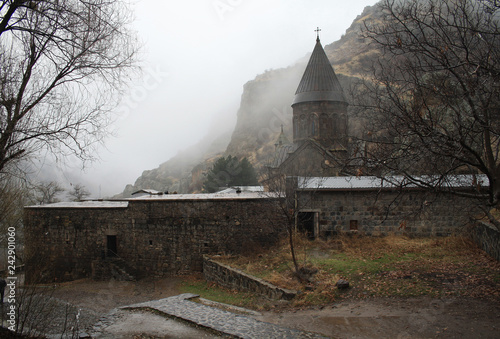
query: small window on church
149 240 153 246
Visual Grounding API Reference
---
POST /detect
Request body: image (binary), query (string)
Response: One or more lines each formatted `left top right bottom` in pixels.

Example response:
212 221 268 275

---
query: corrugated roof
297 175 489 190
293 38 347 105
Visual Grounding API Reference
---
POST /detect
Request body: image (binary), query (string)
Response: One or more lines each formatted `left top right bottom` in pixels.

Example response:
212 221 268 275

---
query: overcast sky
43 0 379 197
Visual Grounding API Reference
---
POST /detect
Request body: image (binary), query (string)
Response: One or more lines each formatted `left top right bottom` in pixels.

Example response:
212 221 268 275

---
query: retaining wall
203 256 297 300
471 222 500 261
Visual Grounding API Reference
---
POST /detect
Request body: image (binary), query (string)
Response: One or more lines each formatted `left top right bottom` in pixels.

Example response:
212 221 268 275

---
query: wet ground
4 277 499 338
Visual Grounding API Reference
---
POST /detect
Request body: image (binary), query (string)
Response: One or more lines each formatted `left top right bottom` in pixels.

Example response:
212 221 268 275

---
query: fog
34 0 378 198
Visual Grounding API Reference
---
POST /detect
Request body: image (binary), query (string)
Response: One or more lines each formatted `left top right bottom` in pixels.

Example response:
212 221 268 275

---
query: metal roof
297 175 489 190
292 38 347 105
131 189 163 196
216 186 264 194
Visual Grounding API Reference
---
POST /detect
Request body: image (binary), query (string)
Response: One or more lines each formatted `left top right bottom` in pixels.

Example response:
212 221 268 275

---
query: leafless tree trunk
263 170 321 283
0 0 138 175
352 0 500 230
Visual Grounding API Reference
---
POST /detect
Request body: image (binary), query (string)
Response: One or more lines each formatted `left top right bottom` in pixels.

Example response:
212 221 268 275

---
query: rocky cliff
116 4 380 196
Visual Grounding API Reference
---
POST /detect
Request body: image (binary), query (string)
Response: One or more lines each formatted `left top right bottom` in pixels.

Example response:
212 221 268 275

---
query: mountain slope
117 4 381 196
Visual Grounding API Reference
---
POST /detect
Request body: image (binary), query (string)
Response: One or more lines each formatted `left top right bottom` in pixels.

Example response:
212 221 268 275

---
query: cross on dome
315 27 321 41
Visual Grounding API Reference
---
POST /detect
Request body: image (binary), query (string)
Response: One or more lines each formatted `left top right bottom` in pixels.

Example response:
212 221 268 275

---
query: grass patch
177 275 273 310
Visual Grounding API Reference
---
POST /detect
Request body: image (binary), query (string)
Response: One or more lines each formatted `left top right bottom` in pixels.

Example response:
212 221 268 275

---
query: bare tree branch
352 0 500 222
0 0 139 175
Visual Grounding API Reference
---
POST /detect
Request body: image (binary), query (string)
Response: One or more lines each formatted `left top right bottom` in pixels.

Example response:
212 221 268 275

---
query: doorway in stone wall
297 212 316 240
107 235 117 257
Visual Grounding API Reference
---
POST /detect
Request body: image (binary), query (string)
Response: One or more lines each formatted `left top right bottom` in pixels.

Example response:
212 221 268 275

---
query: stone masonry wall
299 189 474 237
471 222 500 261
24 197 284 283
203 256 297 300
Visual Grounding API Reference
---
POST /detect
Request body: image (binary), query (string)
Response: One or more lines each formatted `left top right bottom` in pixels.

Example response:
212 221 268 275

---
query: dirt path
51 277 182 314
255 297 500 338
46 278 500 338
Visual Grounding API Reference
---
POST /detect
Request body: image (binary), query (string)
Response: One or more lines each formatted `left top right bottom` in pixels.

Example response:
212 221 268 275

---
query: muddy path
43 278 499 338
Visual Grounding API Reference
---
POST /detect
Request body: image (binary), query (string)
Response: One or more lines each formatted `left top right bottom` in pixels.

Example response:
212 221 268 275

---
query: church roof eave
292 91 347 106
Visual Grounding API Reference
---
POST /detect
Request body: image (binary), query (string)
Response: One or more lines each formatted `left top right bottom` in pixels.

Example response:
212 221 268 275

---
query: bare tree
33 180 64 204
263 169 322 283
67 183 90 201
0 0 138 175
0 176 27 268
353 0 500 229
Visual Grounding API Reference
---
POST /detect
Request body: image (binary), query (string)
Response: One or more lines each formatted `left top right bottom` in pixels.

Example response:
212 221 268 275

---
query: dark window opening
350 220 358 231
298 212 315 240
149 240 153 246
107 235 117 257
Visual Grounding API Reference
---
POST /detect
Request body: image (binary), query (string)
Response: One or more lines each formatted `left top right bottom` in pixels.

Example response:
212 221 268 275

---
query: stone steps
91 257 136 281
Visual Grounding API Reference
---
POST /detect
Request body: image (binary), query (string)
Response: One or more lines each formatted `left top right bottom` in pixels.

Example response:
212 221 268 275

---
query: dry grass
219 233 500 308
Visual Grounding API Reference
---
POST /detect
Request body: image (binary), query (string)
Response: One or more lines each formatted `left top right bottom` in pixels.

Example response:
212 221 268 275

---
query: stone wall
24 196 284 283
25 185 484 284
292 101 348 147
470 222 500 261
298 189 474 238
203 256 297 300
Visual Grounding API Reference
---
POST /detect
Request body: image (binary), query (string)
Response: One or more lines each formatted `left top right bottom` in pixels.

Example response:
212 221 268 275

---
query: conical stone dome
292 38 346 105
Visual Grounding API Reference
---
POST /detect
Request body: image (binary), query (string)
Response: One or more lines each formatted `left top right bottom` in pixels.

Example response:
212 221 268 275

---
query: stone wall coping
127 192 279 201
25 201 129 209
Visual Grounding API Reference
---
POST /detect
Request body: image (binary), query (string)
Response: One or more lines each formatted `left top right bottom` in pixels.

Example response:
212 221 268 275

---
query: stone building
292 176 481 239
24 193 283 283
266 35 482 240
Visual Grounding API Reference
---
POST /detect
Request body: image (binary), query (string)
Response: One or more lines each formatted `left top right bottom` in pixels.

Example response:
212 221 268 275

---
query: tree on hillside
353 0 500 229
203 155 259 193
0 0 138 175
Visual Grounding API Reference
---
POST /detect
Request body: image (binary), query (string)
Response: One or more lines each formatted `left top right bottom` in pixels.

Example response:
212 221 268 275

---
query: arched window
311 113 319 137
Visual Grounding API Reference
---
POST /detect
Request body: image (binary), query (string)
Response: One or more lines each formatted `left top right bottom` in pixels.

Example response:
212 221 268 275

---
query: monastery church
24 36 474 283
269 33 349 177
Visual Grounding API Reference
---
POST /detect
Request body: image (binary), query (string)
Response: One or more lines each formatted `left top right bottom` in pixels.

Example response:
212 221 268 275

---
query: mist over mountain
117 4 380 196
